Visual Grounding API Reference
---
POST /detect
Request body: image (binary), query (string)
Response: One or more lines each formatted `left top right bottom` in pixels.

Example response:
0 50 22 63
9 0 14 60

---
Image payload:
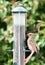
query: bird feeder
12 5 27 65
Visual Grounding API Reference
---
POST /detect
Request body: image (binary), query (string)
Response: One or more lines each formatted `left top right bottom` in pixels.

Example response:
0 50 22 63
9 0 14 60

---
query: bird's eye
30 34 31 36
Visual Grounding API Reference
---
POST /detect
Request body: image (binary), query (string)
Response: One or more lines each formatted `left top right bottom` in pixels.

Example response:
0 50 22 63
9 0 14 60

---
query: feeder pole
12 4 27 65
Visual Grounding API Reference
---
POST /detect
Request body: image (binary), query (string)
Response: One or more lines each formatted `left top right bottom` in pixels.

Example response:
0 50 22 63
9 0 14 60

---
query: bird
23 33 40 64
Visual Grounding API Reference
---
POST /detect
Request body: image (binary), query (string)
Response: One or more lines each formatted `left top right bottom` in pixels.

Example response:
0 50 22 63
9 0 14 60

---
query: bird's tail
23 51 34 64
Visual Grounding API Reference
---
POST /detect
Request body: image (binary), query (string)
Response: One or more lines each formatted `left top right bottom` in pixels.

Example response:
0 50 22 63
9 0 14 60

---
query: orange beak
27 33 32 37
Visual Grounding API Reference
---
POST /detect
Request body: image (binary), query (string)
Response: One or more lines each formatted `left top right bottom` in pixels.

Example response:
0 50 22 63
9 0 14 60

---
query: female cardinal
24 33 40 64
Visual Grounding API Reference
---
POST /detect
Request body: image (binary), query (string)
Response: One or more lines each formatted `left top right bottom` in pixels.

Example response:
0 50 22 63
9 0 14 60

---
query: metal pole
12 6 27 65
13 25 18 65
18 13 21 65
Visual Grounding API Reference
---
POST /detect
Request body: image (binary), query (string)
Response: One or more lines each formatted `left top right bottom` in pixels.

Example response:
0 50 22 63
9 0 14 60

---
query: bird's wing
27 38 38 52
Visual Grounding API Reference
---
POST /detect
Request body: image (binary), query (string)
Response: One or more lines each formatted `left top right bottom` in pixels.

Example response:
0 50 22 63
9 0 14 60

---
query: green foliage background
0 0 45 65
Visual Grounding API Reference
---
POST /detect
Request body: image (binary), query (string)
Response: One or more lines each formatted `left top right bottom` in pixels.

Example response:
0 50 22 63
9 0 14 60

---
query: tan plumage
27 33 39 53
24 33 40 64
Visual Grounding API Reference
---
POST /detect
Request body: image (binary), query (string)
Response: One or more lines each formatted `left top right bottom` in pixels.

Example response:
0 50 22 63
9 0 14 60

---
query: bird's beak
27 33 31 37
